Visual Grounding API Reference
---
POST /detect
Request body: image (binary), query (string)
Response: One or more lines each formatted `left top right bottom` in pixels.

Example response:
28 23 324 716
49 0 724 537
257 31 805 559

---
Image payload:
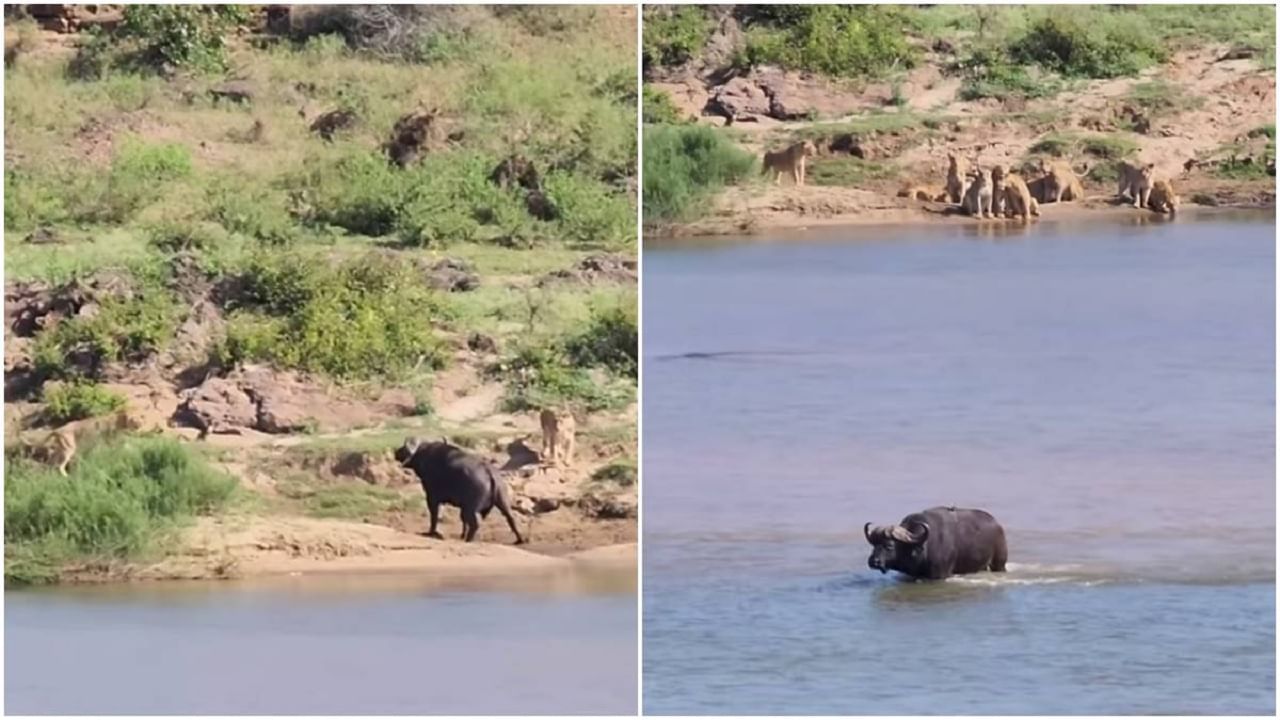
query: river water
642 213 1276 715
6 565 637 715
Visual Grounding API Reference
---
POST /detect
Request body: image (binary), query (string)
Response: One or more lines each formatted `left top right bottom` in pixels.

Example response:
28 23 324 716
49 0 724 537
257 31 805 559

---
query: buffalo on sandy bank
395 437 525 544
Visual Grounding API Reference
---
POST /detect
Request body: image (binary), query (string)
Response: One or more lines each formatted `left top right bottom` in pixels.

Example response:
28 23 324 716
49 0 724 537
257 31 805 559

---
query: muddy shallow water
6 564 637 715
642 213 1275 715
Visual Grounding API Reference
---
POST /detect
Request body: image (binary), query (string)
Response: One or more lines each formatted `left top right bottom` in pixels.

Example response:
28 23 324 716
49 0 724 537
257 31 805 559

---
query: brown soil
653 44 1275 237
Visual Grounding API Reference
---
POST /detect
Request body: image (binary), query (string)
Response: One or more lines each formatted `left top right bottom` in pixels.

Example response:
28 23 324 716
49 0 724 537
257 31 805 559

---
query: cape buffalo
395 437 525 545
864 506 1006 579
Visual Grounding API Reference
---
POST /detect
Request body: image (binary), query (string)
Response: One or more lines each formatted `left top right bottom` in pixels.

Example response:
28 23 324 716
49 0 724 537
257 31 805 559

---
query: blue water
642 214 1276 715
6 571 637 715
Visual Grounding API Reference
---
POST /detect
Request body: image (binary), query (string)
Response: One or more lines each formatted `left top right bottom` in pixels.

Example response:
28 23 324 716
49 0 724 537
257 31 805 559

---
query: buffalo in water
395 437 525 545
864 506 1007 580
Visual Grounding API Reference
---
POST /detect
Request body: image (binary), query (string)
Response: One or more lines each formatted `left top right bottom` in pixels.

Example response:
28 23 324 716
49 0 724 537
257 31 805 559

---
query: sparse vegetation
642 5 710 68
808 157 898 187
643 85 688 125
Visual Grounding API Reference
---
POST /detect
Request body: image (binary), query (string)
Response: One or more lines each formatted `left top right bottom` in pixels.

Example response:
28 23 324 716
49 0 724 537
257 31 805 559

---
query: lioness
1146 178 1180 214
946 153 970 204
21 410 143 476
762 141 818 186
538 408 576 468
1001 171 1040 221
962 167 993 218
897 184 944 202
1038 159 1085 203
1116 161 1156 208
990 165 1008 217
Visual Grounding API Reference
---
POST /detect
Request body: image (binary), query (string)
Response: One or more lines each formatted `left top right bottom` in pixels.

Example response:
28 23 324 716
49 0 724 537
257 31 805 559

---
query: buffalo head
864 521 930 574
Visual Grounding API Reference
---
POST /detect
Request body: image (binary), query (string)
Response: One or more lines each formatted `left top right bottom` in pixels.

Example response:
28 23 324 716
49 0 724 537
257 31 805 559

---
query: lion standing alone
761 140 818 186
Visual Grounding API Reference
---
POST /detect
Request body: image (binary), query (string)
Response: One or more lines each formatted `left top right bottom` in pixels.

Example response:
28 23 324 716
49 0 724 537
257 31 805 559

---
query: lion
1001 171 1040 221
761 141 818 186
538 408 576 468
897 184 944 202
990 165 1008 217
962 167 993 218
1146 178 1180 214
1117 161 1156 208
20 410 143 476
946 152 970 204
1037 159 1086 203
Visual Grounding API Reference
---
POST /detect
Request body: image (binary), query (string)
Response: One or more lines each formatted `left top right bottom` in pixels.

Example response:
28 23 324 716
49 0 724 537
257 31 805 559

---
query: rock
501 437 541 471
532 497 561 514
309 108 358 141
209 81 254 105
489 155 541 192
382 108 457 168
23 227 63 245
705 76 771 123
524 189 559 221
175 377 257 437
422 258 479 292
538 253 637 287
467 332 498 354
578 490 637 519
255 395 314 434
331 451 411 487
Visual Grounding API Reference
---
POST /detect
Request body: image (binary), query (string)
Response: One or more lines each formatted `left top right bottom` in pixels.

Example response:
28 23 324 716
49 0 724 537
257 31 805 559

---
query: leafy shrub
146 220 226 253
290 151 406 236
205 179 299 246
956 48 1061 101
217 252 447 380
494 343 631 413
565 303 638 378
643 85 687 125
33 290 179 381
42 382 126 424
591 460 637 487
1008 15 1166 79
643 125 756 224
643 6 710 67
117 5 248 73
5 437 237 584
738 6 916 78
543 172 634 248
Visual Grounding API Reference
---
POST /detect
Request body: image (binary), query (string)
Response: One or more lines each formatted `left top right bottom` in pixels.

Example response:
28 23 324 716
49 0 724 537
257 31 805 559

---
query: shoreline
646 192 1276 240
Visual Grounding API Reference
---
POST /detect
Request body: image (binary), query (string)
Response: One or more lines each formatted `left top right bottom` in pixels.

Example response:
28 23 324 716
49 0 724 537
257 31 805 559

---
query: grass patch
5 436 238 585
590 459 637 487
807 157 898 187
1008 14 1167 79
1028 133 1138 160
1125 80 1203 119
643 125 756 224
643 85 688 125
277 478 419 520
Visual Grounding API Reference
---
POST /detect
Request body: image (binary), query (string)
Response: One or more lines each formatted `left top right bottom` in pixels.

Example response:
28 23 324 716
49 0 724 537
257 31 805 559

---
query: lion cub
945 152 970 204
896 184 945 202
1146 178 1180 214
538 408 576 468
761 141 818 186
962 167 993 218
25 410 143 476
1117 161 1156 208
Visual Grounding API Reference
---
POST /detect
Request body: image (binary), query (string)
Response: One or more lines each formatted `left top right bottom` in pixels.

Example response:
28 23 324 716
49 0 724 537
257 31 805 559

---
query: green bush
643 6 710 67
643 85 687 125
42 382 127 424
33 289 179 381
591 459 637 487
495 343 631 413
290 151 406 236
643 125 756 224
738 6 916 78
217 252 448 380
117 5 248 73
205 179 299 246
956 48 1061 101
146 220 226 253
544 172 634 248
565 303 638 378
1008 15 1166 79
5 437 237 585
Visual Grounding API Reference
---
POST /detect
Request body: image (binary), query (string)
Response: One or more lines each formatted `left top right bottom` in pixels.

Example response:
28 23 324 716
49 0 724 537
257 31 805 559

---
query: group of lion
759 138 1180 219
903 152 1181 220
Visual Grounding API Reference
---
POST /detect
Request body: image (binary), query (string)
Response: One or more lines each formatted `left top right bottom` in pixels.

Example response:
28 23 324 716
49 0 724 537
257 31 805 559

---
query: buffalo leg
496 499 526 545
990 533 1008 572
426 498 444 540
460 509 479 542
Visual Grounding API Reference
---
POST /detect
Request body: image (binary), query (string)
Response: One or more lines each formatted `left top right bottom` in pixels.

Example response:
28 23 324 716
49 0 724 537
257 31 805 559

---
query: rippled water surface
643 214 1276 715
6 567 637 715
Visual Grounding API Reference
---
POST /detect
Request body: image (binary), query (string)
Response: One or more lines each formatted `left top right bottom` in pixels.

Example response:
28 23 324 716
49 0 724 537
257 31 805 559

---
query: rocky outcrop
539 253 637 287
